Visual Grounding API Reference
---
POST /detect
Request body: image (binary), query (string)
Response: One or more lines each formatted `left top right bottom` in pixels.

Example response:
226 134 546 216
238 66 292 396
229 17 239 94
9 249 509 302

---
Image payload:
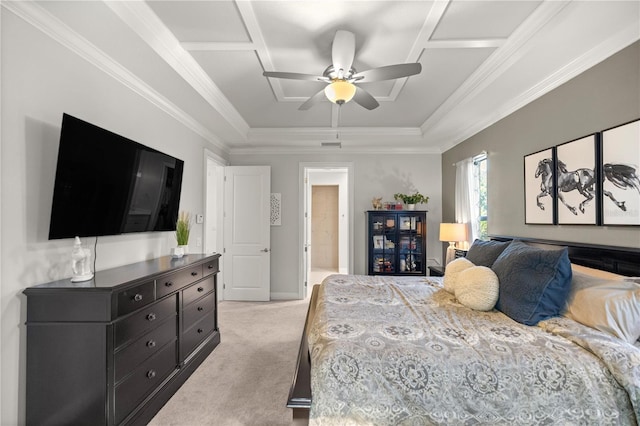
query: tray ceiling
10 1 640 154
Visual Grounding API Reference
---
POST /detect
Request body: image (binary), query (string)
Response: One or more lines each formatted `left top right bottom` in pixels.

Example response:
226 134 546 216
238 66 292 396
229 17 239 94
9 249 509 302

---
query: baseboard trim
270 292 301 300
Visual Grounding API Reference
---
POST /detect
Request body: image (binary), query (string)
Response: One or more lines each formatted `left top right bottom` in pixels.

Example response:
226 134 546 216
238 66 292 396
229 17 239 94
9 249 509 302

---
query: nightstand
428 265 445 277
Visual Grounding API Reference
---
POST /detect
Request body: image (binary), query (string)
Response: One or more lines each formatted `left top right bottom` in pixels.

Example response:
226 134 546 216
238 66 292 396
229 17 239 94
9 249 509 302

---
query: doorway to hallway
300 163 354 299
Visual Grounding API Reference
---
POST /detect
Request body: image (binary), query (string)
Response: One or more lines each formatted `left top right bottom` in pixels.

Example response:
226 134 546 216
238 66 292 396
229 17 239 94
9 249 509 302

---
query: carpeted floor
148 298 310 426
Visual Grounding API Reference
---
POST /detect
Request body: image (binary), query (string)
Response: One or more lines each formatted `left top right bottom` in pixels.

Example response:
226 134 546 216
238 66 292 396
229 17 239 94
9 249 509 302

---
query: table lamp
439 223 467 265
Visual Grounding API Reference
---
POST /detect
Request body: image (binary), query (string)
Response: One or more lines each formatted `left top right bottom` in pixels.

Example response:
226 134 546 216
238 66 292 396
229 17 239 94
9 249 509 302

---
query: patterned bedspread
308 274 640 425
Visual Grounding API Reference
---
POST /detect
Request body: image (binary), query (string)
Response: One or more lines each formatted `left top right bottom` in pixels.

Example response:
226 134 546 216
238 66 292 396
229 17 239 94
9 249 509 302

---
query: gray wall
1 11 225 425
442 41 640 249
229 153 443 297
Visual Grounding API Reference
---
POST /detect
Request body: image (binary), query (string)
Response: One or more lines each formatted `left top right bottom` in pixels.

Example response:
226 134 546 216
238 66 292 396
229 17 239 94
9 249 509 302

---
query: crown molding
229 144 440 156
435 18 640 153
421 1 571 136
248 126 423 143
104 1 250 140
2 1 230 154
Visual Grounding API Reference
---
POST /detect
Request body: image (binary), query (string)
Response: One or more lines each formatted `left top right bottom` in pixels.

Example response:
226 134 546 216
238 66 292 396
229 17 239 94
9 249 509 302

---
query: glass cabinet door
370 214 397 274
368 211 426 276
398 214 423 273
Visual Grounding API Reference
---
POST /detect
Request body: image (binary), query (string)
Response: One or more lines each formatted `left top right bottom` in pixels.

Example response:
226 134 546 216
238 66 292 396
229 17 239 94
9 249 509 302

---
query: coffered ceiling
10 1 640 153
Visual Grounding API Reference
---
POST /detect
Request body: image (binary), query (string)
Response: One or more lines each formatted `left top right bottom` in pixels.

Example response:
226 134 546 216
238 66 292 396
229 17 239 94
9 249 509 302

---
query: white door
223 166 271 301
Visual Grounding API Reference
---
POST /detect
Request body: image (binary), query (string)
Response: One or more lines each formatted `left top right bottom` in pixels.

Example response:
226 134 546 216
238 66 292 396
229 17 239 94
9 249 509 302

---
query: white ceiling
14 1 640 154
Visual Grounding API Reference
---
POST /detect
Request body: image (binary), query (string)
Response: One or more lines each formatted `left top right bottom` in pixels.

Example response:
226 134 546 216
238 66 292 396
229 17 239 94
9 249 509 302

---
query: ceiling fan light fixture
324 80 356 105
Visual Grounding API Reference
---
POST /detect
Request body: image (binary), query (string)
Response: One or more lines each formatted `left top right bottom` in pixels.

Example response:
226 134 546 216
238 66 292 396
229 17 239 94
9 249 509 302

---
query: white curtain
455 157 479 248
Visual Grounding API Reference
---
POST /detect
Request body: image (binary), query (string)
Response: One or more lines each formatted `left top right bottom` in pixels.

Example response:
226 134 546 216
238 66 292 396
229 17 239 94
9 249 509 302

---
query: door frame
203 149 227 300
298 162 354 299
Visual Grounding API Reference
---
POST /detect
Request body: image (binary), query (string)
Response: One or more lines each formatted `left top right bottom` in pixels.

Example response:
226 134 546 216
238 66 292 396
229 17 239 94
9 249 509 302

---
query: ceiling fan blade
331 30 356 77
299 89 327 110
352 87 379 110
352 63 422 82
263 71 327 82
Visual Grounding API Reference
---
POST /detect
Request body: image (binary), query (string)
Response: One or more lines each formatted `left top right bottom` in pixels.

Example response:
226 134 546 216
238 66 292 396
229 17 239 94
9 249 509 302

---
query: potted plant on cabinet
172 211 191 258
394 192 429 210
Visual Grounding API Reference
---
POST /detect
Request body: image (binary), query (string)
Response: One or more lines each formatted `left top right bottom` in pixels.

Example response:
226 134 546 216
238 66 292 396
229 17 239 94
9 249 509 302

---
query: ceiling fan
263 30 422 111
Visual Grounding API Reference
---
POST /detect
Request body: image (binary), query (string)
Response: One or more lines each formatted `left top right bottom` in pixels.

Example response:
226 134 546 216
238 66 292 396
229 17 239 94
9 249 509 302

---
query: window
474 154 488 240
455 152 487 244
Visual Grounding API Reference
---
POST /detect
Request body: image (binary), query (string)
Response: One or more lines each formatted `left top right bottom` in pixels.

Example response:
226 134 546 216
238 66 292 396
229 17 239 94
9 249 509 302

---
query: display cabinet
366 210 427 275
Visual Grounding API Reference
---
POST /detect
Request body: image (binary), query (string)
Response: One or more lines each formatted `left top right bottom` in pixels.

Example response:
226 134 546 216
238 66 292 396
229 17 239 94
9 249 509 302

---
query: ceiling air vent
321 142 342 148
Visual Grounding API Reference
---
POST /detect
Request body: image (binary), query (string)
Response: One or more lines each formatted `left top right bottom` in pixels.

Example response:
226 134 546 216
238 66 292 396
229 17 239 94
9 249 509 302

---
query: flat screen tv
48 113 184 240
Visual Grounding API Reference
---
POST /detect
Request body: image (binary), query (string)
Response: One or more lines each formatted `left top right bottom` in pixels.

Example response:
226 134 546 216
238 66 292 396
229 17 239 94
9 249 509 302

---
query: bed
288 237 640 425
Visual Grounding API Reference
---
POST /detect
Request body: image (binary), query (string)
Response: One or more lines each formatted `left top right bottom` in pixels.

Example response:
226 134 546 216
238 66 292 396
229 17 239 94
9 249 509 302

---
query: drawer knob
197 287 204 292
146 313 156 321
191 271 198 277
133 294 143 302
197 328 204 334
197 306 204 312
165 281 173 287
147 340 156 348
146 370 156 379
208 265 214 269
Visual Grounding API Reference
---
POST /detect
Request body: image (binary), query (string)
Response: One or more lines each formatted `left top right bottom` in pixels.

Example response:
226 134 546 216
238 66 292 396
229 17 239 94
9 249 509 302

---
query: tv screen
48 113 184 240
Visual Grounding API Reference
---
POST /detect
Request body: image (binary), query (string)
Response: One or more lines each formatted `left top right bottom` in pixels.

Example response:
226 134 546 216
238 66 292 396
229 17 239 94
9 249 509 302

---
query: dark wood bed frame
287 236 640 419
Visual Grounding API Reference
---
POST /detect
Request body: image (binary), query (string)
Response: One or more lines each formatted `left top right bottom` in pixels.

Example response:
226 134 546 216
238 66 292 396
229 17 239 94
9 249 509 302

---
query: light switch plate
196 214 204 224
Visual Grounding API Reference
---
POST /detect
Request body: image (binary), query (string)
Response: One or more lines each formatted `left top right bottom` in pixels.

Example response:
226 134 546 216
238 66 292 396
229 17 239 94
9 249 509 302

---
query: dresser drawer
182 312 216 357
156 265 203 299
117 280 155 317
202 258 219 277
114 317 177 383
182 276 215 307
183 291 215 331
114 342 177 425
115 295 176 348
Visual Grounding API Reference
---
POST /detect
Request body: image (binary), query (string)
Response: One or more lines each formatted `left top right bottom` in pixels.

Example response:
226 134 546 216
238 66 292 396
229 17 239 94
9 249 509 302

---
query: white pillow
455 266 499 311
443 257 474 294
565 272 640 343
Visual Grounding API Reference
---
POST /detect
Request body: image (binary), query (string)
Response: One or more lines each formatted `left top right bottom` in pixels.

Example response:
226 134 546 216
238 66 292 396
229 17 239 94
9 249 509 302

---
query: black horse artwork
535 158 640 215
603 163 640 211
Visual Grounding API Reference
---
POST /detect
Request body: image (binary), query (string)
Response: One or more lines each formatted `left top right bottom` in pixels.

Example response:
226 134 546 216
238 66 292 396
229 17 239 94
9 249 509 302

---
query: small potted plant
394 192 429 210
172 211 191 258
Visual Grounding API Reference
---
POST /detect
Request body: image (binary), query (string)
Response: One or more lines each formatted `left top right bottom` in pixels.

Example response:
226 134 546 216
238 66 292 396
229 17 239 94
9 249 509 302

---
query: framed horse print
555 134 599 225
601 119 640 226
524 148 556 224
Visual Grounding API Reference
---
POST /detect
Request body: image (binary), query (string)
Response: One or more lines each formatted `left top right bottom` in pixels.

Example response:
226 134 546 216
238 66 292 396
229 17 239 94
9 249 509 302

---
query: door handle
261 248 270 252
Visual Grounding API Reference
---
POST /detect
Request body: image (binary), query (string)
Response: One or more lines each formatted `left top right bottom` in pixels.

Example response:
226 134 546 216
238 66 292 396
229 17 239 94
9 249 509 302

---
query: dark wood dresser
23 253 221 426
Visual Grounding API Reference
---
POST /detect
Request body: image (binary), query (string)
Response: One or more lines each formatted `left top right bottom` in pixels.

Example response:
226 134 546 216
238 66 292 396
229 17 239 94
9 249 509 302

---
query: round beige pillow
443 257 475 294
455 266 499 311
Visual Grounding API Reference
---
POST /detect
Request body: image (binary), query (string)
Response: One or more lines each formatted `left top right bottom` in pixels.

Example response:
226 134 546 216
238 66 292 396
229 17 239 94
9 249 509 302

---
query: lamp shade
439 223 467 242
324 80 356 104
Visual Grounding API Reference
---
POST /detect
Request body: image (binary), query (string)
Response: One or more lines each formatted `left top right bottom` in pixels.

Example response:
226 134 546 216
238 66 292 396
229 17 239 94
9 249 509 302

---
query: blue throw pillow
492 240 572 326
465 239 510 267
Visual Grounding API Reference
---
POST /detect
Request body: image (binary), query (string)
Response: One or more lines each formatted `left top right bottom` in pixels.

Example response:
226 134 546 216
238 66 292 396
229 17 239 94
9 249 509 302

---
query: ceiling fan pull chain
336 105 341 140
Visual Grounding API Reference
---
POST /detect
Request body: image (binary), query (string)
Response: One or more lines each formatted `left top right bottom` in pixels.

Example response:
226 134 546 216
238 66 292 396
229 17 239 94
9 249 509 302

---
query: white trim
204 148 228 167
203 149 228 300
104 1 249 141
249 126 422 141
230 145 439 156
270 292 300 300
434 20 640 153
421 1 570 136
182 41 256 51
299 162 354 300
426 39 506 49
2 1 229 154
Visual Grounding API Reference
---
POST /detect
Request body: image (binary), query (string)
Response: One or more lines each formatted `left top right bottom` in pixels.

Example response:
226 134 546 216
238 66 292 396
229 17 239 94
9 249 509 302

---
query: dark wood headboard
489 235 640 277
